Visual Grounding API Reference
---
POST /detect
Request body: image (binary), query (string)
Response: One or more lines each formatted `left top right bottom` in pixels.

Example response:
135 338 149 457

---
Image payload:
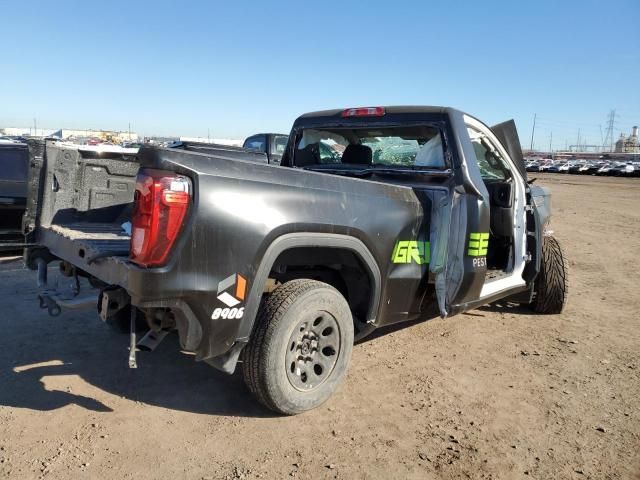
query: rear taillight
130 169 191 267
341 106 385 117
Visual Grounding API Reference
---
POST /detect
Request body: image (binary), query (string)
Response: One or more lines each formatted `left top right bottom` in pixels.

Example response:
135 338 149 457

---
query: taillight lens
130 169 191 267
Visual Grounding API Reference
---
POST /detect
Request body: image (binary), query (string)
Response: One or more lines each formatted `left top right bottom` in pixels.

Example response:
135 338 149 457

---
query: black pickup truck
23 106 567 414
242 133 289 165
0 140 29 248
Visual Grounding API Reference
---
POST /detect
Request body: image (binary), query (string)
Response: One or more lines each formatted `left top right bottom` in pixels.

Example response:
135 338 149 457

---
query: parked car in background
526 162 540 172
243 133 289 165
568 162 584 174
538 161 553 172
579 162 600 175
597 163 615 176
610 163 635 177
0 140 29 248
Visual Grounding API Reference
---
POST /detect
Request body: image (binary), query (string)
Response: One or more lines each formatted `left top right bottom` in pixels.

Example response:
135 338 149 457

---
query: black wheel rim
285 311 341 391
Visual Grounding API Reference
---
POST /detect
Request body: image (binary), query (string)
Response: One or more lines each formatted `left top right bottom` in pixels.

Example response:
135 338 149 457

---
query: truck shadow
0 262 534 418
477 302 535 315
0 308 275 418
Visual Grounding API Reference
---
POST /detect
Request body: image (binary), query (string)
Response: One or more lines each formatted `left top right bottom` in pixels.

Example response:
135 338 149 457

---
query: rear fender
237 233 382 342
206 233 381 374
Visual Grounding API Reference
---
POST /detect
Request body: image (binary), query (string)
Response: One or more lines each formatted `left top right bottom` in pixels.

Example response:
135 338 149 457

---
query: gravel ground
0 173 638 479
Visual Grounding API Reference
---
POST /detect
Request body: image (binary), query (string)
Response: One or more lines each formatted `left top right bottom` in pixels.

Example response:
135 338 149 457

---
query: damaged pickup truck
23 106 567 414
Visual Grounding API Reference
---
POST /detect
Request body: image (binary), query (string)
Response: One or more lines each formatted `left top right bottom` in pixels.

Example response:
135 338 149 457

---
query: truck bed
22 141 139 280
24 139 273 284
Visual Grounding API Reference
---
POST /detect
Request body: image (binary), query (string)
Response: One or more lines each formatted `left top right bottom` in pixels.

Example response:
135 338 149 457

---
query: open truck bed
23 140 269 267
23 139 272 290
23 141 139 283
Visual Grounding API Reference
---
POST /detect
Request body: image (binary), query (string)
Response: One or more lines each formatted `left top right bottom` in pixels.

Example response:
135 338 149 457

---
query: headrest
295 144 319 167
341 144 372 165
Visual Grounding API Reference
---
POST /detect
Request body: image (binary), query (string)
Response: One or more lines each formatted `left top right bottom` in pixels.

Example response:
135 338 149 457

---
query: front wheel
241 279 354 415
530 235 568 314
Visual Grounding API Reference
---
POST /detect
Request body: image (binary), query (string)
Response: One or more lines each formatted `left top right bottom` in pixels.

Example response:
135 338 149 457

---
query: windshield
294 125 445 169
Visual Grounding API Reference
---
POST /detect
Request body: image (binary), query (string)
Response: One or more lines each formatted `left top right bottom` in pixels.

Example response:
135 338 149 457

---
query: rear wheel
242 279 353 415
530 235 568 314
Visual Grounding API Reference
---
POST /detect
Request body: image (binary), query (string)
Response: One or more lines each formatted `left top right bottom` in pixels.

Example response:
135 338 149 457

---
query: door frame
463 114 528 299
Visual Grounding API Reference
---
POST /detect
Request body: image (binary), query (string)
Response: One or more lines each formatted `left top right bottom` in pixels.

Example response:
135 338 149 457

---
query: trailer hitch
38 293 62 316
35 257 98 317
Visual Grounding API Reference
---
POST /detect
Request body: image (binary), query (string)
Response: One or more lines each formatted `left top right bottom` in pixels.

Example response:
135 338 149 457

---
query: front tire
530 235 568 314
242 279 354 415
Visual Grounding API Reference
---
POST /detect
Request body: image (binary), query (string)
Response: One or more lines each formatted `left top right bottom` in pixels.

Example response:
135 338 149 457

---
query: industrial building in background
615 126 640 153
0 126 138 144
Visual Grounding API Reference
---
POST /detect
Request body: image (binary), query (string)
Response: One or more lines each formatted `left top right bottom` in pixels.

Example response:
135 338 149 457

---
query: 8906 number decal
211 307 244 320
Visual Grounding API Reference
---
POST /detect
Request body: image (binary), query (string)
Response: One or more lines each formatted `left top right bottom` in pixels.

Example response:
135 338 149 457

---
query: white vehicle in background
558 163 571 173
616 163 635 177
597 163 615 175
538 161 552 172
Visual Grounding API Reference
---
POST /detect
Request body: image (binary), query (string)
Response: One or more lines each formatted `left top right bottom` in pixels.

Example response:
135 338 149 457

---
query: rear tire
530 235 568 314
242 279 354 415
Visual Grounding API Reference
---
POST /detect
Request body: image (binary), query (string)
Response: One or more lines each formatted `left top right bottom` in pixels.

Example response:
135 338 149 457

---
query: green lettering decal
392 240 430 264
468 232 489 256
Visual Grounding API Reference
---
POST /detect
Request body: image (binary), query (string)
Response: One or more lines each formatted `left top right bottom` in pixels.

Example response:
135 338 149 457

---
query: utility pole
33 118 37 137
128 122 131 140
208 128 210 143
549 132 553 154
603 109 617 152
576 129 581 152
529 113 537 150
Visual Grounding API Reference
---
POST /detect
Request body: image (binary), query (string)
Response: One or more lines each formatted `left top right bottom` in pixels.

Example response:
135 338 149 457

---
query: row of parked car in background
526 159 640 177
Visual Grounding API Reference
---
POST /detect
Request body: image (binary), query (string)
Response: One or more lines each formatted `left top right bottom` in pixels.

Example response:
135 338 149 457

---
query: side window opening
244 135 266 153
467 127 511 181
270 135 288 155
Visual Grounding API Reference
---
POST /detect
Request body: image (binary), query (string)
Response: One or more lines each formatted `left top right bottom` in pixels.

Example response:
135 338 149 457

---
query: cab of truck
243 133 288 165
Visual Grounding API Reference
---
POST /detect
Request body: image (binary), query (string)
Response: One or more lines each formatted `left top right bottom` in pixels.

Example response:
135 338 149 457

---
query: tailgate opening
25 140 140 268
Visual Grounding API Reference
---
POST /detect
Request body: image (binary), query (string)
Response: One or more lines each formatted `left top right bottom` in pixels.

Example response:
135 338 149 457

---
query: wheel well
268 246 373 328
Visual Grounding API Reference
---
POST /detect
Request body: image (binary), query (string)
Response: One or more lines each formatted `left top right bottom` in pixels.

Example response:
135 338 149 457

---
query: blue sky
1 0 638 149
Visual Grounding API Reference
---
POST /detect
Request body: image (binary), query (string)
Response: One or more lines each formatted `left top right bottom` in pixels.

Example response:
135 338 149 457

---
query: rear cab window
293 126 447 170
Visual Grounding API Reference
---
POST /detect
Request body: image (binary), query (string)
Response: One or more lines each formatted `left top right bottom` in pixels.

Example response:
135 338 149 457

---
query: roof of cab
297 105 452 119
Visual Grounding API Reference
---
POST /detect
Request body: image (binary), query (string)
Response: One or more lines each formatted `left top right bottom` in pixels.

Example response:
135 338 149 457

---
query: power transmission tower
603 109 617 152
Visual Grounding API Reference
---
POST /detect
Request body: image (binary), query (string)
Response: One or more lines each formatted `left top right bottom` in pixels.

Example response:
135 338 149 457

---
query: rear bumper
30 226 230 364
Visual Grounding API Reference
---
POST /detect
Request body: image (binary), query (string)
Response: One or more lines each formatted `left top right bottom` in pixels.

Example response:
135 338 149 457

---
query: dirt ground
0 173 638 480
